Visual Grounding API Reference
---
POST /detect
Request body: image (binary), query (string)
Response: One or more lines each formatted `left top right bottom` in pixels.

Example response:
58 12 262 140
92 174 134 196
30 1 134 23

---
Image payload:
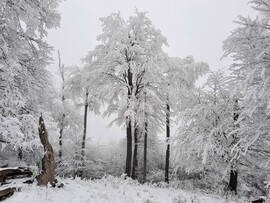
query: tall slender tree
65 64 101 176
165 102 170 183
81 87 89 163
162 56 208 182
57 50 66 163
174 71 241 187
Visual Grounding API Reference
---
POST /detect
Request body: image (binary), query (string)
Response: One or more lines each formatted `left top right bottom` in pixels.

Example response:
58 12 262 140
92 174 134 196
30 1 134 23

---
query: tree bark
165 103 170 183
18 147 22 160
0 167 32 183
59 113 64 163
228 169 238 194
125 120 132 177
36 116 55 185
131 126 138 179
81 88 89 163
0 188 16 201
58 95 65 164
143 119 148 183
125 67 133 177
227 99 239 194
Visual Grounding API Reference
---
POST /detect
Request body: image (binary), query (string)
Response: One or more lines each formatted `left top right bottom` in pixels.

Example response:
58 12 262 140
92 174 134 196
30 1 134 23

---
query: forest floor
4 176 248 203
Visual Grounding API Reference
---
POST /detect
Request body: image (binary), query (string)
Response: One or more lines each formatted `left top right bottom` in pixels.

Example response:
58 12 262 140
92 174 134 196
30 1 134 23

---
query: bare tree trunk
81 88 89 163
36 116 55 185
59 95 65 164
125 67 133 177
143 119 148 183
59 112 64 162
125 120 132 177
165 103 170 183
131 126 138 179
18 147 22 160
228 169 238 194
58 50 66 164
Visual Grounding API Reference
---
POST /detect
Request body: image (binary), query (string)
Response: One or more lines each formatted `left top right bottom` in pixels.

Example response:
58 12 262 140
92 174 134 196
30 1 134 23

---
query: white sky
47 0 257 143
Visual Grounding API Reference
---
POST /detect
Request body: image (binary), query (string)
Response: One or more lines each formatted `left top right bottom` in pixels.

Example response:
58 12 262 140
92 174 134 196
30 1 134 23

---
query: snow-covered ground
5 176 248 203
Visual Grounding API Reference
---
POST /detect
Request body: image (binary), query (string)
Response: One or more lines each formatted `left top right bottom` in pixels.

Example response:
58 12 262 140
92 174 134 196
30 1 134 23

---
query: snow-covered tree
83 8 209 180
163 56 208 183
223 0 270 170
56 50 66 163
43 51 86 175
0 0 61 154
84 10 168 177
174 70 241 192
64 65 100 176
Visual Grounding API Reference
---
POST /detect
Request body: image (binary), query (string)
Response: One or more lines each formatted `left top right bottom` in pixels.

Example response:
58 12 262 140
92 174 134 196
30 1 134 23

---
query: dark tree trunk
36 116 55 185
165 103 170 183
59 110 65 163
131 126 138 179
125 67 133 177
228 169 238 194
0 167 34 201
233 99 239 126
227 99 239 194
125 120 132 177
0 167 32 183
81 88 89 163
143 119 148 183
18 147 22 160
0 188 15 201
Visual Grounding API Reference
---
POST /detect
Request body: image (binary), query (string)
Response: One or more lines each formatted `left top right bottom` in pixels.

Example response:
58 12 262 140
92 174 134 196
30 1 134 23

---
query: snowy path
4 176 246 203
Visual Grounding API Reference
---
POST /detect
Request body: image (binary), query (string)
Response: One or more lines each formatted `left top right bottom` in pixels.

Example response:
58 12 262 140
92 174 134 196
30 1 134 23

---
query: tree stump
36 116 55 185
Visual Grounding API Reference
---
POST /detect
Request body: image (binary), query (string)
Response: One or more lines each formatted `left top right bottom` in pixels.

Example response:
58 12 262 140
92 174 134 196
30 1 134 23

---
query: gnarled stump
36 116 55 185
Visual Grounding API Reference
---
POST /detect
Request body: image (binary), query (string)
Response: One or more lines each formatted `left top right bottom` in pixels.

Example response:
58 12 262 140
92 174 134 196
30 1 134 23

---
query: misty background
46 0 255 144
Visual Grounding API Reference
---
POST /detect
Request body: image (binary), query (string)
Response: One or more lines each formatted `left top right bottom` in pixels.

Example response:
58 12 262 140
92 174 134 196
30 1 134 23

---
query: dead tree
0 167 33 201
58 50 66 164
36 116 55 185
0 167 32 184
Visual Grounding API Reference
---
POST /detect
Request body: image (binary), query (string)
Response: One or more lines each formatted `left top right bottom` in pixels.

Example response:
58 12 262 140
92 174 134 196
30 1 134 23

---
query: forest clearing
1 0 270 202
